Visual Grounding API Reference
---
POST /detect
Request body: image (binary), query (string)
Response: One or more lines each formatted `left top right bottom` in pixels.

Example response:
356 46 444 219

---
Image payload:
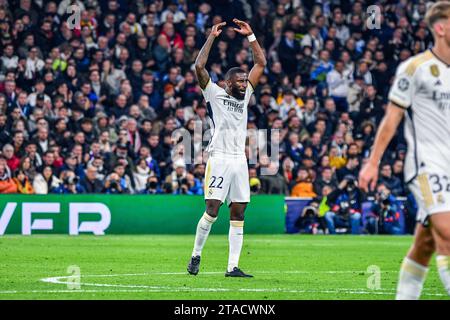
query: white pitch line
0 289 158 294
33 272 447 297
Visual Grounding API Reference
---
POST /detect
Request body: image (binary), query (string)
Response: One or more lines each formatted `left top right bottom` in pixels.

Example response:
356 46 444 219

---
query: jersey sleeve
388 60 415 109
247 80 255 95
201 78 221 102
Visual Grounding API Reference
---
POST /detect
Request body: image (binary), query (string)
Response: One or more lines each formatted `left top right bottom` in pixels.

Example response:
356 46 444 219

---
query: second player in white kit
388 49 450 225
360 1 450 300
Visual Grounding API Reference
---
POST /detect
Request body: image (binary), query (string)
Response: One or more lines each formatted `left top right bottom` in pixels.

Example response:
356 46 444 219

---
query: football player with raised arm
187 19 266 277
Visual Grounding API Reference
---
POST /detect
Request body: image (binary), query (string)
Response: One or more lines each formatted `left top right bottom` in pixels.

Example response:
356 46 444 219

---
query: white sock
227 221 244 272
192 213 217 257
396 257 429 300
436 255 450 295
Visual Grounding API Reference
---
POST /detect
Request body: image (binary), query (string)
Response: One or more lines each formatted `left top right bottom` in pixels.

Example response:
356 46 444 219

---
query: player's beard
231 86 245 100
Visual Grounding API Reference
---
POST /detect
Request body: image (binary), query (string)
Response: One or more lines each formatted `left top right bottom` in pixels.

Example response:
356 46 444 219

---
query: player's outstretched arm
359 102 405 192
232 18 267 88
195 22 226 89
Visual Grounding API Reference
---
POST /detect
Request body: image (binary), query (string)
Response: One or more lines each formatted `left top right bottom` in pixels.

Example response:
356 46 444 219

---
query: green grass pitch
0 235 447 300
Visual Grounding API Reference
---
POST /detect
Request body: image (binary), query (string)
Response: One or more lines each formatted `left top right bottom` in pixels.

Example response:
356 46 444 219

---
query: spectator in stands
336 156 360 181
278 89 303 121
392 158 405 184
133 157 153 193
379 162 404 196
103 172 124 194
184 172 203 195
141 176 163 195
285 131 303 165
291 167 317 198
53 170 84 194
303 97 318 128
165 160 186 193
248 167 261 195
278 28 301 76
281 157 294 186
112 164 133 194
33 166 61 195
359 84 384 126
13 169 34 194
19 155 37 182
327 60 352 112
0 161 17 193
295 199 321 234
324 175 363 234
329 145 346 170
314 166 338 195
347 75 365 120
60 152 84 179
3 144 20 172
79 165 103 194
366 183 402 235
259 161 289 195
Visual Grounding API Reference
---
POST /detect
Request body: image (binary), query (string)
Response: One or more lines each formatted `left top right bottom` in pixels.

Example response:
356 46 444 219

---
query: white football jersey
201 79 253 157
389 49 450 184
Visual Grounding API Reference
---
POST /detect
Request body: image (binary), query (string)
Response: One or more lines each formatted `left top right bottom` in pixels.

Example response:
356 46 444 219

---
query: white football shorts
408 170 450 225
204 155 250 206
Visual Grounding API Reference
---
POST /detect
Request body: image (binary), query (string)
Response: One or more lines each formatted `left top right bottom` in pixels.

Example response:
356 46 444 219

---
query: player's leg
188 157 230 275
192 157 230 258
191 199 222 256
228 202 246 271
187 199 222 275
429 212 450 295
396 222 435 300
224 158 252 277
225 202 252 277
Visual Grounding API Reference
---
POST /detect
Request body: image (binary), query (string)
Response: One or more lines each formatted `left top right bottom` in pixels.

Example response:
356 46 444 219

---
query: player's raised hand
210 22 226 37
233 18 253 36
358 161 378 193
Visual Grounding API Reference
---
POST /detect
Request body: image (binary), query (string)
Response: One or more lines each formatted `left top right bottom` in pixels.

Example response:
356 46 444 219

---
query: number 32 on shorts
428 174 450 193
208 176 224 189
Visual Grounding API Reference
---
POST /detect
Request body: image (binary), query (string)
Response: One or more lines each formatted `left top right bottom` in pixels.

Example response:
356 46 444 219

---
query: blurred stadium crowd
0 0 432 209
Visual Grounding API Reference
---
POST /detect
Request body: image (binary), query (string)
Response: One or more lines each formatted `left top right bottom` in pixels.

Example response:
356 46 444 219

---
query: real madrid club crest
437 193 445 204
430 64 440 78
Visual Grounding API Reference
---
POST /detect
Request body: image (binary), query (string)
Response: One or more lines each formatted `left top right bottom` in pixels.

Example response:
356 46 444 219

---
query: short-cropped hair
425 1 450 32
224 67 246 80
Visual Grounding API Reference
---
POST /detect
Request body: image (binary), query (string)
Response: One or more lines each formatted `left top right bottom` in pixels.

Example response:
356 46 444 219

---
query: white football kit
201 79 253 205
388 49 450 224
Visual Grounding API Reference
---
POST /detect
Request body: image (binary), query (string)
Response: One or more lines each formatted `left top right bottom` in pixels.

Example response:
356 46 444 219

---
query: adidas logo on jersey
435 79 442 86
